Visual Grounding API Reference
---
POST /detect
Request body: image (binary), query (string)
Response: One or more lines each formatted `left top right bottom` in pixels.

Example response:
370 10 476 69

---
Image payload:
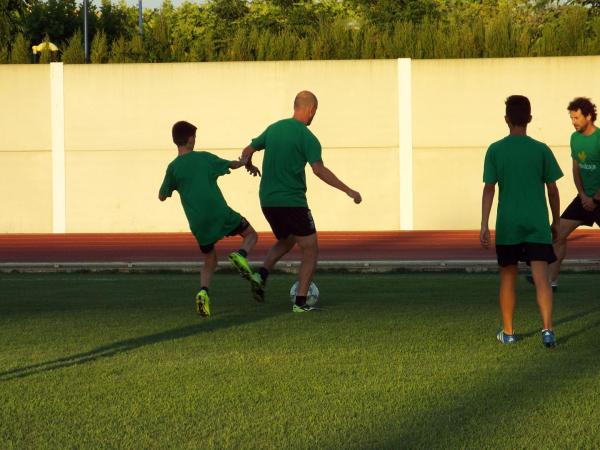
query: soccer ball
290 281 319 306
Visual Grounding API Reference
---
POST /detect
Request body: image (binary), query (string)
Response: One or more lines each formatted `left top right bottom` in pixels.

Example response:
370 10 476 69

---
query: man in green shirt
481 95 562 348
240 91 362 312
159 121 260 317
545 98 600 287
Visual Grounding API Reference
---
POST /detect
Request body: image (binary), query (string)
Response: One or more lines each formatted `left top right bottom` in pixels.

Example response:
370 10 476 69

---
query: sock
295 295 307 306
201 286 209 294
259 267 269 282
237 249 248 258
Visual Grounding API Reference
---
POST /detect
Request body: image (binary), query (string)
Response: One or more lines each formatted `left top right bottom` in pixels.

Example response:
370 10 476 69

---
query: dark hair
567 97 597 122
505 95 531 127
172 121 197 146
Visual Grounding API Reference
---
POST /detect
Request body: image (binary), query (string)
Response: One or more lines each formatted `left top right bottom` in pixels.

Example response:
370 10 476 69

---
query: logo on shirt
578 151 587 162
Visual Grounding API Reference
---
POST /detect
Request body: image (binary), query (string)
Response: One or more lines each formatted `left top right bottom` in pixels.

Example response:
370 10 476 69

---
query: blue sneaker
542 329 557 348
496 330 517 344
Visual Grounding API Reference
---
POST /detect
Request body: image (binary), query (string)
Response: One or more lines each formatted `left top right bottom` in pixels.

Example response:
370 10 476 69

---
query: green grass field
1 272 599 449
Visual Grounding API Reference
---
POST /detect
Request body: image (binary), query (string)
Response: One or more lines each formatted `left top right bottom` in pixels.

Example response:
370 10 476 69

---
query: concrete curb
1 259 598 273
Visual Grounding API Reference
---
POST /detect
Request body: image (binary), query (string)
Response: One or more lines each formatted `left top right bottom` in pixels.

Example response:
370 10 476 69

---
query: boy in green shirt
159 121 260 317
480 95 563 348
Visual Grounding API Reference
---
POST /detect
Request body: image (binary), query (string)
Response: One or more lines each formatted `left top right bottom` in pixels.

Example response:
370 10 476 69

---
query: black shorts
496 243 557 267
561 196 600 227
199 216 250 254
262 207 316 240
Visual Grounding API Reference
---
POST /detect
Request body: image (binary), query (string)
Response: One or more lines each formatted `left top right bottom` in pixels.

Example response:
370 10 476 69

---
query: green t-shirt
483 135 563 245
159 151 241 246
251 118 322 207
570 128 600 197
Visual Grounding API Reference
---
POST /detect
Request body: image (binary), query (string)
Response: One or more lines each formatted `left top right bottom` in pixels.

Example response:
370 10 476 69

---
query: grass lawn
1 272 599 449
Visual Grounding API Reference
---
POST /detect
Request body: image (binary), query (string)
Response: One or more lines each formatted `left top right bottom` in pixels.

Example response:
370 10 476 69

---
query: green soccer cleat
195 289 210 317
293 303 317 313
249 272 265 303
228 252 253 280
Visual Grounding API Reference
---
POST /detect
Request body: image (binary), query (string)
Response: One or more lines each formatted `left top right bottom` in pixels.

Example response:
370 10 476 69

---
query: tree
170 2 205 61
0 0 29 50
209 0 248 22
109 35 130 62
345 0 440 27
24 0 83 48
61 29 85 63
144 0 174 62
128 33 145 62
90 29 108 63
0 46 8 62
9 32 30 63
98 0 135 43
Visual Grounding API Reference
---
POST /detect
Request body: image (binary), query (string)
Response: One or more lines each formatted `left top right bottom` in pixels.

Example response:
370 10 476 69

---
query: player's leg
528 241 558 348
245 235 295 303
530 260 553 331
495 244 518 343
250 207 297 302
549 218 582 284
263 235 295 271
292 233 318 312
196 244 217 317
292 233 318 313
200 247 217 288
239 224 258 254
228 218 258 280
498 264 518 338
548 195 592 287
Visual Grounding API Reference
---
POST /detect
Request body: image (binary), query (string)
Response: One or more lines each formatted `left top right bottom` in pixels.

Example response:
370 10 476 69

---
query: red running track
1 230 599 263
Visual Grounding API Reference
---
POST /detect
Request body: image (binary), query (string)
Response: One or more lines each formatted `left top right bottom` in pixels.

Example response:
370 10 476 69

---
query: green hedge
6 0 600 63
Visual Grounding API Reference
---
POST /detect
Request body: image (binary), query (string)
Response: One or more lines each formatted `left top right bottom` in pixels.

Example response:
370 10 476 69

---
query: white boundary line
50 62 66 233
397 58 413 230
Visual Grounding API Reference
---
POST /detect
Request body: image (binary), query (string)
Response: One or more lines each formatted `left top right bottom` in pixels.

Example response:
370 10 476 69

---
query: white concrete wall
1 57 593 233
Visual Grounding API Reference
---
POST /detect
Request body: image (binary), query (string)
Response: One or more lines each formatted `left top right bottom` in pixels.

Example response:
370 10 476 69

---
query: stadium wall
1 57 597 234
0 65 53 233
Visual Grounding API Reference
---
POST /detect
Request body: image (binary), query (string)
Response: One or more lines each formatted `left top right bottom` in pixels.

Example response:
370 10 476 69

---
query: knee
250 229 258 242
555 235 568 246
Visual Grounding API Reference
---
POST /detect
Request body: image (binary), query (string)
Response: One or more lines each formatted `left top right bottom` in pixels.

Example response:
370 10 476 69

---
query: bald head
294 91 318 110
293 91 318 125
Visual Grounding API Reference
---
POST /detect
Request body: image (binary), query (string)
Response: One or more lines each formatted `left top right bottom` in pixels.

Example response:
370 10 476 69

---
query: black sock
259 267 269 282
295 295 307 306
201 286 209 294
237 249 248 258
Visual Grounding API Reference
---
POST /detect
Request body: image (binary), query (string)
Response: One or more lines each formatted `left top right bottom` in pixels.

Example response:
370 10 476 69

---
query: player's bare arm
310 160 362 204
573 160 596 211
546 182 560 242
158 193 168 201
229 159 246 170
480 183 495 249
241 145 261 176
